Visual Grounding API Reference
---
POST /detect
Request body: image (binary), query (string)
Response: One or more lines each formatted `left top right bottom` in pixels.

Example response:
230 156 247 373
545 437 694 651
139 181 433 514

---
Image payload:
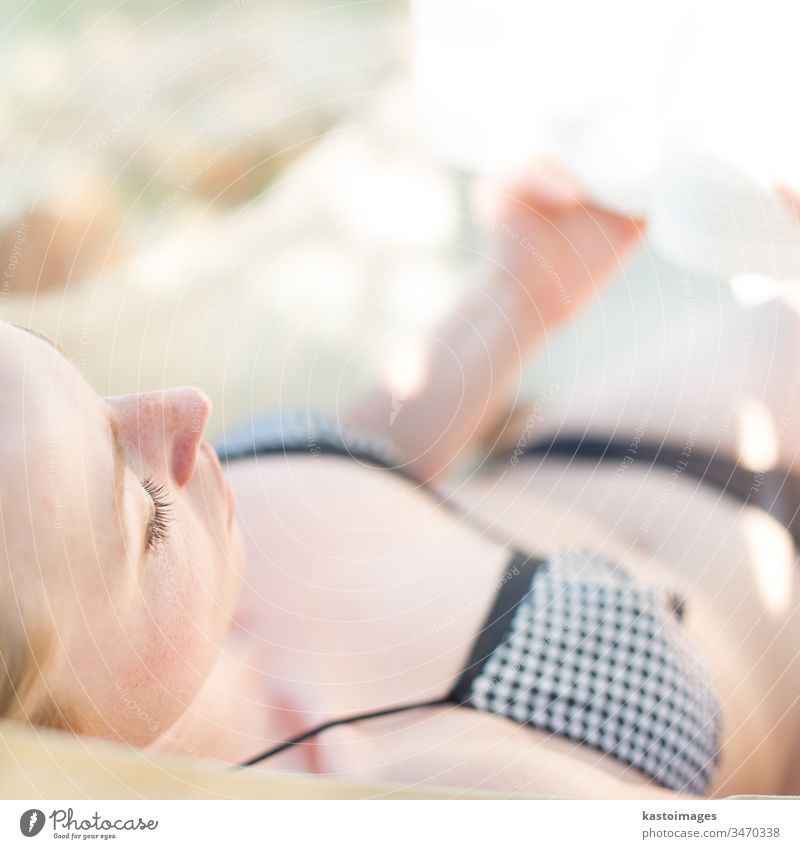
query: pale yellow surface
2 720 786 800
0 719 523 800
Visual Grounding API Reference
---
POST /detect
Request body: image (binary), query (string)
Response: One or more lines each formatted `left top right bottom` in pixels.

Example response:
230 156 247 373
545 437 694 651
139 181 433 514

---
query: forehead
1 323 91 397
0 323 125 567
0 323 111 478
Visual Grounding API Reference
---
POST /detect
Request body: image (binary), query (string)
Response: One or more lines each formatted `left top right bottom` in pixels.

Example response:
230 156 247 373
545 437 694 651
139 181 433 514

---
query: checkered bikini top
449 548 723 795
220 411 722 794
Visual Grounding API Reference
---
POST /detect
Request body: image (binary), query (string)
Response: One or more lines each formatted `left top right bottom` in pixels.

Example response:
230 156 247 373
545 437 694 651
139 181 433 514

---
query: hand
477 162 645 327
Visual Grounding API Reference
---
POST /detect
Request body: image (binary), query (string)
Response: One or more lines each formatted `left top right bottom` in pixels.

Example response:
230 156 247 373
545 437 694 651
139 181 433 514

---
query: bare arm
347 168 644 482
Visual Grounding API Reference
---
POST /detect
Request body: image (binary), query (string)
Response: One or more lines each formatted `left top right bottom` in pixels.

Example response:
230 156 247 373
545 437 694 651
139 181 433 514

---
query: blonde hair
0 572 80 733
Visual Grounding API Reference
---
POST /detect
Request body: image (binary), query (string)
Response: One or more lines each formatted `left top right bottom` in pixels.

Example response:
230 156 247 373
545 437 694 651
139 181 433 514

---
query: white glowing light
742 509 793 616
385 345 426 401
737 397 779 472
729 273 784 308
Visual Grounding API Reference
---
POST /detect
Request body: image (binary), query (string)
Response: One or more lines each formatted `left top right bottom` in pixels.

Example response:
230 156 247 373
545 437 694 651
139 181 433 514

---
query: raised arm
347 167 644 482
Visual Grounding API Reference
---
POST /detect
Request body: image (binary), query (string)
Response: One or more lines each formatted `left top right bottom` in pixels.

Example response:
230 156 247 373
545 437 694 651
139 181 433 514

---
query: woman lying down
2 171 800 800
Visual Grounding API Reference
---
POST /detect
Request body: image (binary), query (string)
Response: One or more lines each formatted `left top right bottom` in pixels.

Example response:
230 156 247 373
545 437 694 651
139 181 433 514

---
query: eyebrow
109 414 126 511
15 324 67 356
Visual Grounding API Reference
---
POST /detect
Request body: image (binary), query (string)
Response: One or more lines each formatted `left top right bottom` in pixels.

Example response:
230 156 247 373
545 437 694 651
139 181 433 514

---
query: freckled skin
0 322 245 746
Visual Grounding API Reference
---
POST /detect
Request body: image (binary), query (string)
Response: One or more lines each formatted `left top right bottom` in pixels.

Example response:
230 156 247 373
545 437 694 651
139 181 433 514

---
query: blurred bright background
1 0 798 439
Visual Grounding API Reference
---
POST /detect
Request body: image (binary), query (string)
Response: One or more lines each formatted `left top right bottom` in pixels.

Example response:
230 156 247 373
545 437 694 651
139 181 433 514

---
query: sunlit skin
3 169 800 798
0 328 244 746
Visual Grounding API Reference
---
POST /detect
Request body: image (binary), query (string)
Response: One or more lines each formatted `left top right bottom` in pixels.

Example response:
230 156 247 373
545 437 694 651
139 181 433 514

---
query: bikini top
217 411 723 795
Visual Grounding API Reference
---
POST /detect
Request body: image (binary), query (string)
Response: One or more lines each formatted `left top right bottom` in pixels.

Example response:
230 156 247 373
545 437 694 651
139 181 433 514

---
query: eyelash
141 477 173 553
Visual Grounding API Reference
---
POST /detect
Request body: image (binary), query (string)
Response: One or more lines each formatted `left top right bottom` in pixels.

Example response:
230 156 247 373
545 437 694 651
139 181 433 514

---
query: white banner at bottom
1 799 798 848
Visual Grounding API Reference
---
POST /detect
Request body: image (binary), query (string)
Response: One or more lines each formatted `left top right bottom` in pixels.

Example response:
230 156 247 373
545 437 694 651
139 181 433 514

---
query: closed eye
141 477 173 553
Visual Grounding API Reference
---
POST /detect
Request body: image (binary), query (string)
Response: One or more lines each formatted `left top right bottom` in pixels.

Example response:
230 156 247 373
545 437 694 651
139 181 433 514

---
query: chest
226 454 509 719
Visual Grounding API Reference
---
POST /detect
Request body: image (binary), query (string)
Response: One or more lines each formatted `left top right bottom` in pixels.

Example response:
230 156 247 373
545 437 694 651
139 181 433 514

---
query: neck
147 625 274 765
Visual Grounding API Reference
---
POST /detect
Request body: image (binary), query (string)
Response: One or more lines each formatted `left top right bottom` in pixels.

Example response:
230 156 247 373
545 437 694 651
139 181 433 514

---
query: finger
587 205 647 245
593 210 646 264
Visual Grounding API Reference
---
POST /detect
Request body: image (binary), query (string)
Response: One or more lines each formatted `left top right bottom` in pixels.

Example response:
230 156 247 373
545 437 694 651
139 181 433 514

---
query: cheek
145 522 236 668
113 587 218 741
122 555 213 717
176 494 242 631
146 550 220 667
119 505 240 728
62 526 235 744
62 580 218 746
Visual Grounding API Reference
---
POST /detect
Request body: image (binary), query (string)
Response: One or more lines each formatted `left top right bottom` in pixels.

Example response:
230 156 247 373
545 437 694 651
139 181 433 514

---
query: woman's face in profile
0 321 244 744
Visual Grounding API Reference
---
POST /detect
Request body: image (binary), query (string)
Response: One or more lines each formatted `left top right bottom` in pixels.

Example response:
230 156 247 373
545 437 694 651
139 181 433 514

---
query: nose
108 387 212 487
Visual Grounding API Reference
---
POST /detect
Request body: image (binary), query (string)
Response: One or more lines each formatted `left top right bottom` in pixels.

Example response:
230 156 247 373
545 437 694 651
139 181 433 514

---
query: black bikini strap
518 434 800 550
235 550 546 769
235 697 451 768
446 551 547 706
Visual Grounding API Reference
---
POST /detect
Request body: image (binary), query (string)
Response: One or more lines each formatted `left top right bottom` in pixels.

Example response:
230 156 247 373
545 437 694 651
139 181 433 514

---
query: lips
200 441 235 528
